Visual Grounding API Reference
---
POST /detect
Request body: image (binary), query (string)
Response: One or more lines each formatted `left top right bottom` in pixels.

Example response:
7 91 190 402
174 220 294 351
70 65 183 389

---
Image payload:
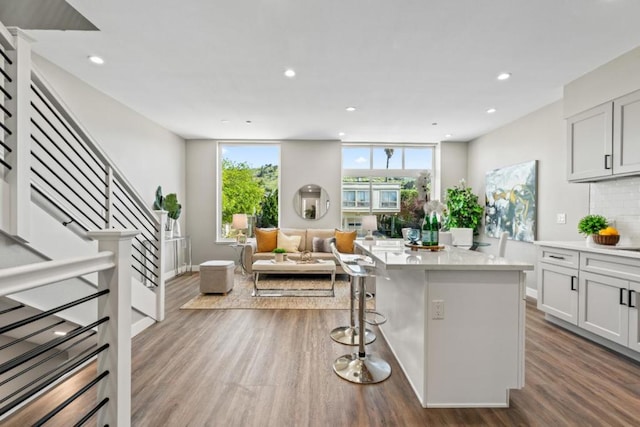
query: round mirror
294 184 330 220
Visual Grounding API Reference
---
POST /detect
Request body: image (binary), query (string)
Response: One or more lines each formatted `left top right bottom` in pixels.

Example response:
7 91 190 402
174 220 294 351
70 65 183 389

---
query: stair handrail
29 68 159 229
0 230 137 427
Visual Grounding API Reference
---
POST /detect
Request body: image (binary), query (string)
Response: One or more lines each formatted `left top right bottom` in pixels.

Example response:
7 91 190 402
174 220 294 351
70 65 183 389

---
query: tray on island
405 243 445 252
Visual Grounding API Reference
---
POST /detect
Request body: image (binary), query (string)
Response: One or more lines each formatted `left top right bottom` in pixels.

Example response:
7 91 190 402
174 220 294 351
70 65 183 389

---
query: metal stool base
333 353 391 384
330 326 376 346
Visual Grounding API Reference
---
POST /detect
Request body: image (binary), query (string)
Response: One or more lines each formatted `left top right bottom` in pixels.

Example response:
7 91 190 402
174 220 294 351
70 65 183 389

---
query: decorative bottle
421 214 431 246
430 212 439 246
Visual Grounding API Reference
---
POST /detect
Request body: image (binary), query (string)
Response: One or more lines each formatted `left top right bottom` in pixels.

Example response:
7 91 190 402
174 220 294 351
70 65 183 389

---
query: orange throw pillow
335 229 357 254
255 228 278 253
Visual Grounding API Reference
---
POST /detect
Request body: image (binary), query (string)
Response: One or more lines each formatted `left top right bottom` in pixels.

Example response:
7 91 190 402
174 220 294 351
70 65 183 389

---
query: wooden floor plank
4 272 640 426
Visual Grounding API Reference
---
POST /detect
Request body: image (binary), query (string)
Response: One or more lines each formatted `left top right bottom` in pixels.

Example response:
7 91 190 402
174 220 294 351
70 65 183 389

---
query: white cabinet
537 246 640 355
628 281 640 352
537 247 579 324
567 88 640 182
613 90 640 175
567 103 613 181
578 271 628 345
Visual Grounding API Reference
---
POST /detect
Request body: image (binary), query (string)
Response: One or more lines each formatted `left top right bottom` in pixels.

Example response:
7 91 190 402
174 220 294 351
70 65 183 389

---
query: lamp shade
232 213 248 230
361 215 377 231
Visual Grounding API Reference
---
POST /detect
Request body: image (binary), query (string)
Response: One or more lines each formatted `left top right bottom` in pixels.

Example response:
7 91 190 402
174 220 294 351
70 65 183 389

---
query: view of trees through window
220 144 279 239
342 145 434 238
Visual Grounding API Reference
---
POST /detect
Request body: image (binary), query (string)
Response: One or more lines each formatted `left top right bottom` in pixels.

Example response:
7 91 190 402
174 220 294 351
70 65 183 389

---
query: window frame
341 143 437 233
216 141 281 242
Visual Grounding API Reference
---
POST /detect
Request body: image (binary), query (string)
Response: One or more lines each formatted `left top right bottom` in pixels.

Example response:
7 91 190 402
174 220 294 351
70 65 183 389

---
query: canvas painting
484 160 537 242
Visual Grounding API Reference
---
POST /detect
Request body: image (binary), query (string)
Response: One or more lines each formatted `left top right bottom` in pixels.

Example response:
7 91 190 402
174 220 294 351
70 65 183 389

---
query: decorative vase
166 219 174 239
275 253 284 263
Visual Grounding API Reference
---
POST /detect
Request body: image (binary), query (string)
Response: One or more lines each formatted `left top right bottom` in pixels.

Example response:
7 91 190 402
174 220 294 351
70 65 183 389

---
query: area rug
180 274 374 310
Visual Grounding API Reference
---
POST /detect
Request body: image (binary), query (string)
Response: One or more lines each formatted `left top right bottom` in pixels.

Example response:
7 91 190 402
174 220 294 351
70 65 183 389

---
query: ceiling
11 0 640 142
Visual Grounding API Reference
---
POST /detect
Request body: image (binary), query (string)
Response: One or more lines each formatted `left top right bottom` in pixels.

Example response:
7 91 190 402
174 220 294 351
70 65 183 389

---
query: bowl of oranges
592 226 620 245
578 214 620 245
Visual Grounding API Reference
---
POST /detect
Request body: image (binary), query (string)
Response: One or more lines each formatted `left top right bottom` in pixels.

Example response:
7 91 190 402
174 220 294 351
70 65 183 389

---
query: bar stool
331 245 391 384
329 244 375 346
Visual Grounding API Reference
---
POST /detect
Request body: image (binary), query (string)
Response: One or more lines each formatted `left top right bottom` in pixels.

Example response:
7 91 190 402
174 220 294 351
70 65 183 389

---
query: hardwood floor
5 273 640 426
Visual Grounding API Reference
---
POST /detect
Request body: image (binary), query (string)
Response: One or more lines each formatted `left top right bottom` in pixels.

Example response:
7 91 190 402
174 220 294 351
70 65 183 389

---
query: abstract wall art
484 160 537 242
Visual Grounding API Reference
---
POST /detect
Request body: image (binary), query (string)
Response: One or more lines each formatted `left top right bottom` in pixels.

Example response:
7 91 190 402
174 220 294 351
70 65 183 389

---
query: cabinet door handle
604 154 612 170
570 276 577 291
630 290 636 309
620 288 627 306
549 255 565 260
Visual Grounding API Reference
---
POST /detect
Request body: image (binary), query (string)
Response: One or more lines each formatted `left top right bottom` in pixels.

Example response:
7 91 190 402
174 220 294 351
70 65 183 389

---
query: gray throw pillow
312 236 336 253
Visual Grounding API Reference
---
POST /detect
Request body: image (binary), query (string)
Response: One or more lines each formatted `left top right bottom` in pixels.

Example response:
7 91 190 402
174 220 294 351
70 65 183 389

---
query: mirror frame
293 184 330 220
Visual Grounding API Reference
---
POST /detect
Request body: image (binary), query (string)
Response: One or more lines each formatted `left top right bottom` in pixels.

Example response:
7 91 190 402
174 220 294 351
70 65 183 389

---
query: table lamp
362 215 377 240
232 214 248 243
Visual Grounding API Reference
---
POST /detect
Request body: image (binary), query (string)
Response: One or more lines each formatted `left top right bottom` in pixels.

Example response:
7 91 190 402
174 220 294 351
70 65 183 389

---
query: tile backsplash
590 176 640 243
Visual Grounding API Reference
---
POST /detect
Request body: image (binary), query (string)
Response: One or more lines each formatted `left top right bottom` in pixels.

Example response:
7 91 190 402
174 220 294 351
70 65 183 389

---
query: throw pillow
335 229 357 254
277 230 301 253
312 236 336 253
255 228 278 253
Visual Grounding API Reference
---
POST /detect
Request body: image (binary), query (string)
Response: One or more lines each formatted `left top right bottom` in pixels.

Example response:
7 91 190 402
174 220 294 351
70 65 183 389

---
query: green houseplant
442 180 484 235
577 214 608 236
273 247 286 263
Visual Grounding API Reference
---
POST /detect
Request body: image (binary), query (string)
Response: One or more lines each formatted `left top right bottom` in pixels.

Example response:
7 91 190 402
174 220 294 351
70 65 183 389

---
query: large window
342 144 435 238
218 143 280 240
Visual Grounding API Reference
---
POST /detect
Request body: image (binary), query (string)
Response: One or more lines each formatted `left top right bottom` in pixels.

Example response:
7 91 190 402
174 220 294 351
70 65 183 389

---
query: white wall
564 45 640 118
185 139 343 266
467 100 590 291
280 140 342 228
31 55 186 230
440 141 469 195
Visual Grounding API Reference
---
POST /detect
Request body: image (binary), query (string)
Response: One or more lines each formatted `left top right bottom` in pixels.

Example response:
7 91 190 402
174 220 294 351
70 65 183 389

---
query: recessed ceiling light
245 120 252 124
88 55 104 65
345 106 356 112
54 331 67 336
497 72 511 81
221 119 229 124
486 108 497 114
338 132 345 137
284 69 296 78
444 134 452 138
432 122 438 126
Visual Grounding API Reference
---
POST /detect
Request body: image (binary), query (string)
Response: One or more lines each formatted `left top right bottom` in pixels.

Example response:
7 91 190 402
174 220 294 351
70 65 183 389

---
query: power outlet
432 299 444 320
556 213 566 224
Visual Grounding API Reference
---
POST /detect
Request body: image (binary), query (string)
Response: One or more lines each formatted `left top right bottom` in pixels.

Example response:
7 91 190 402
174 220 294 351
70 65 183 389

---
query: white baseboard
132 316 155 337
526 287 538 300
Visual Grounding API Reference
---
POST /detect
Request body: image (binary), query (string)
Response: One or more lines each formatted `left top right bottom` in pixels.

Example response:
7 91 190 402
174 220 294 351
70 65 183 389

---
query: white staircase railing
0 23 167 321
0 230 137 427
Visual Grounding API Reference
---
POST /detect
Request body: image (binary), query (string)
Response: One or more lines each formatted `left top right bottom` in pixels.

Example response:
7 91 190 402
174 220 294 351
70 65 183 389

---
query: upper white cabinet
567 89 640 182
567 103 613 181
613 90 640 175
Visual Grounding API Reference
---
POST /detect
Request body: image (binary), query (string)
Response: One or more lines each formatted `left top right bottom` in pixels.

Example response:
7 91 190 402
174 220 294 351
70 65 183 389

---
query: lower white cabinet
537 245 640 356
538 262 579 325
578 271 629 346
629 281 640 352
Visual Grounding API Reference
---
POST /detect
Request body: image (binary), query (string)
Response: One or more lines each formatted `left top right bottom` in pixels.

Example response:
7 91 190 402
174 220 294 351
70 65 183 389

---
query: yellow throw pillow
277 230 301 253
335 229 357 254
255 228 278 253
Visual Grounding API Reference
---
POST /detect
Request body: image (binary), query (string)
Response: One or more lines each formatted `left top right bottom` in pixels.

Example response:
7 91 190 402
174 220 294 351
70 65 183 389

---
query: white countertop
355 240 534 271
534 240 640 259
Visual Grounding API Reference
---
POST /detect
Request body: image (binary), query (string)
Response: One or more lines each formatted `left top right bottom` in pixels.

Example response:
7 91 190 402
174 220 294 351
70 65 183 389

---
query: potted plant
273 247 286 263
577 214 608 236
442 180 484 235
577 214 618 244
154 186 182 238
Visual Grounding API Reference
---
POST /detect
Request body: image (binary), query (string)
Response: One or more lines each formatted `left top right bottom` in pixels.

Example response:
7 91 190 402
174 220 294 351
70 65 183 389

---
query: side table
229 243 249 274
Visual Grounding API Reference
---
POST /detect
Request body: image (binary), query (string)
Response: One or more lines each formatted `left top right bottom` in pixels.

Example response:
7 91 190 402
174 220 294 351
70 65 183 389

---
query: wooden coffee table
251 259 336 297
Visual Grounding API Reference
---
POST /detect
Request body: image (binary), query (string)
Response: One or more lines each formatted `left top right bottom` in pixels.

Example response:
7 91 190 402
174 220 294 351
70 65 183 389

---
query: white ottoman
199 260 235 294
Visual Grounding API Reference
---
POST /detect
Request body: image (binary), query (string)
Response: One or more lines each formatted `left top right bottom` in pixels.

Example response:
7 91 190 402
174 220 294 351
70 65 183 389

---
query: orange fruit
598 226 619 236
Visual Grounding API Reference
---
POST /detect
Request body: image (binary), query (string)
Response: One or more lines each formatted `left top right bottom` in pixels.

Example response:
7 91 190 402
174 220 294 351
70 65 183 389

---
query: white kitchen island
355 240 534 408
